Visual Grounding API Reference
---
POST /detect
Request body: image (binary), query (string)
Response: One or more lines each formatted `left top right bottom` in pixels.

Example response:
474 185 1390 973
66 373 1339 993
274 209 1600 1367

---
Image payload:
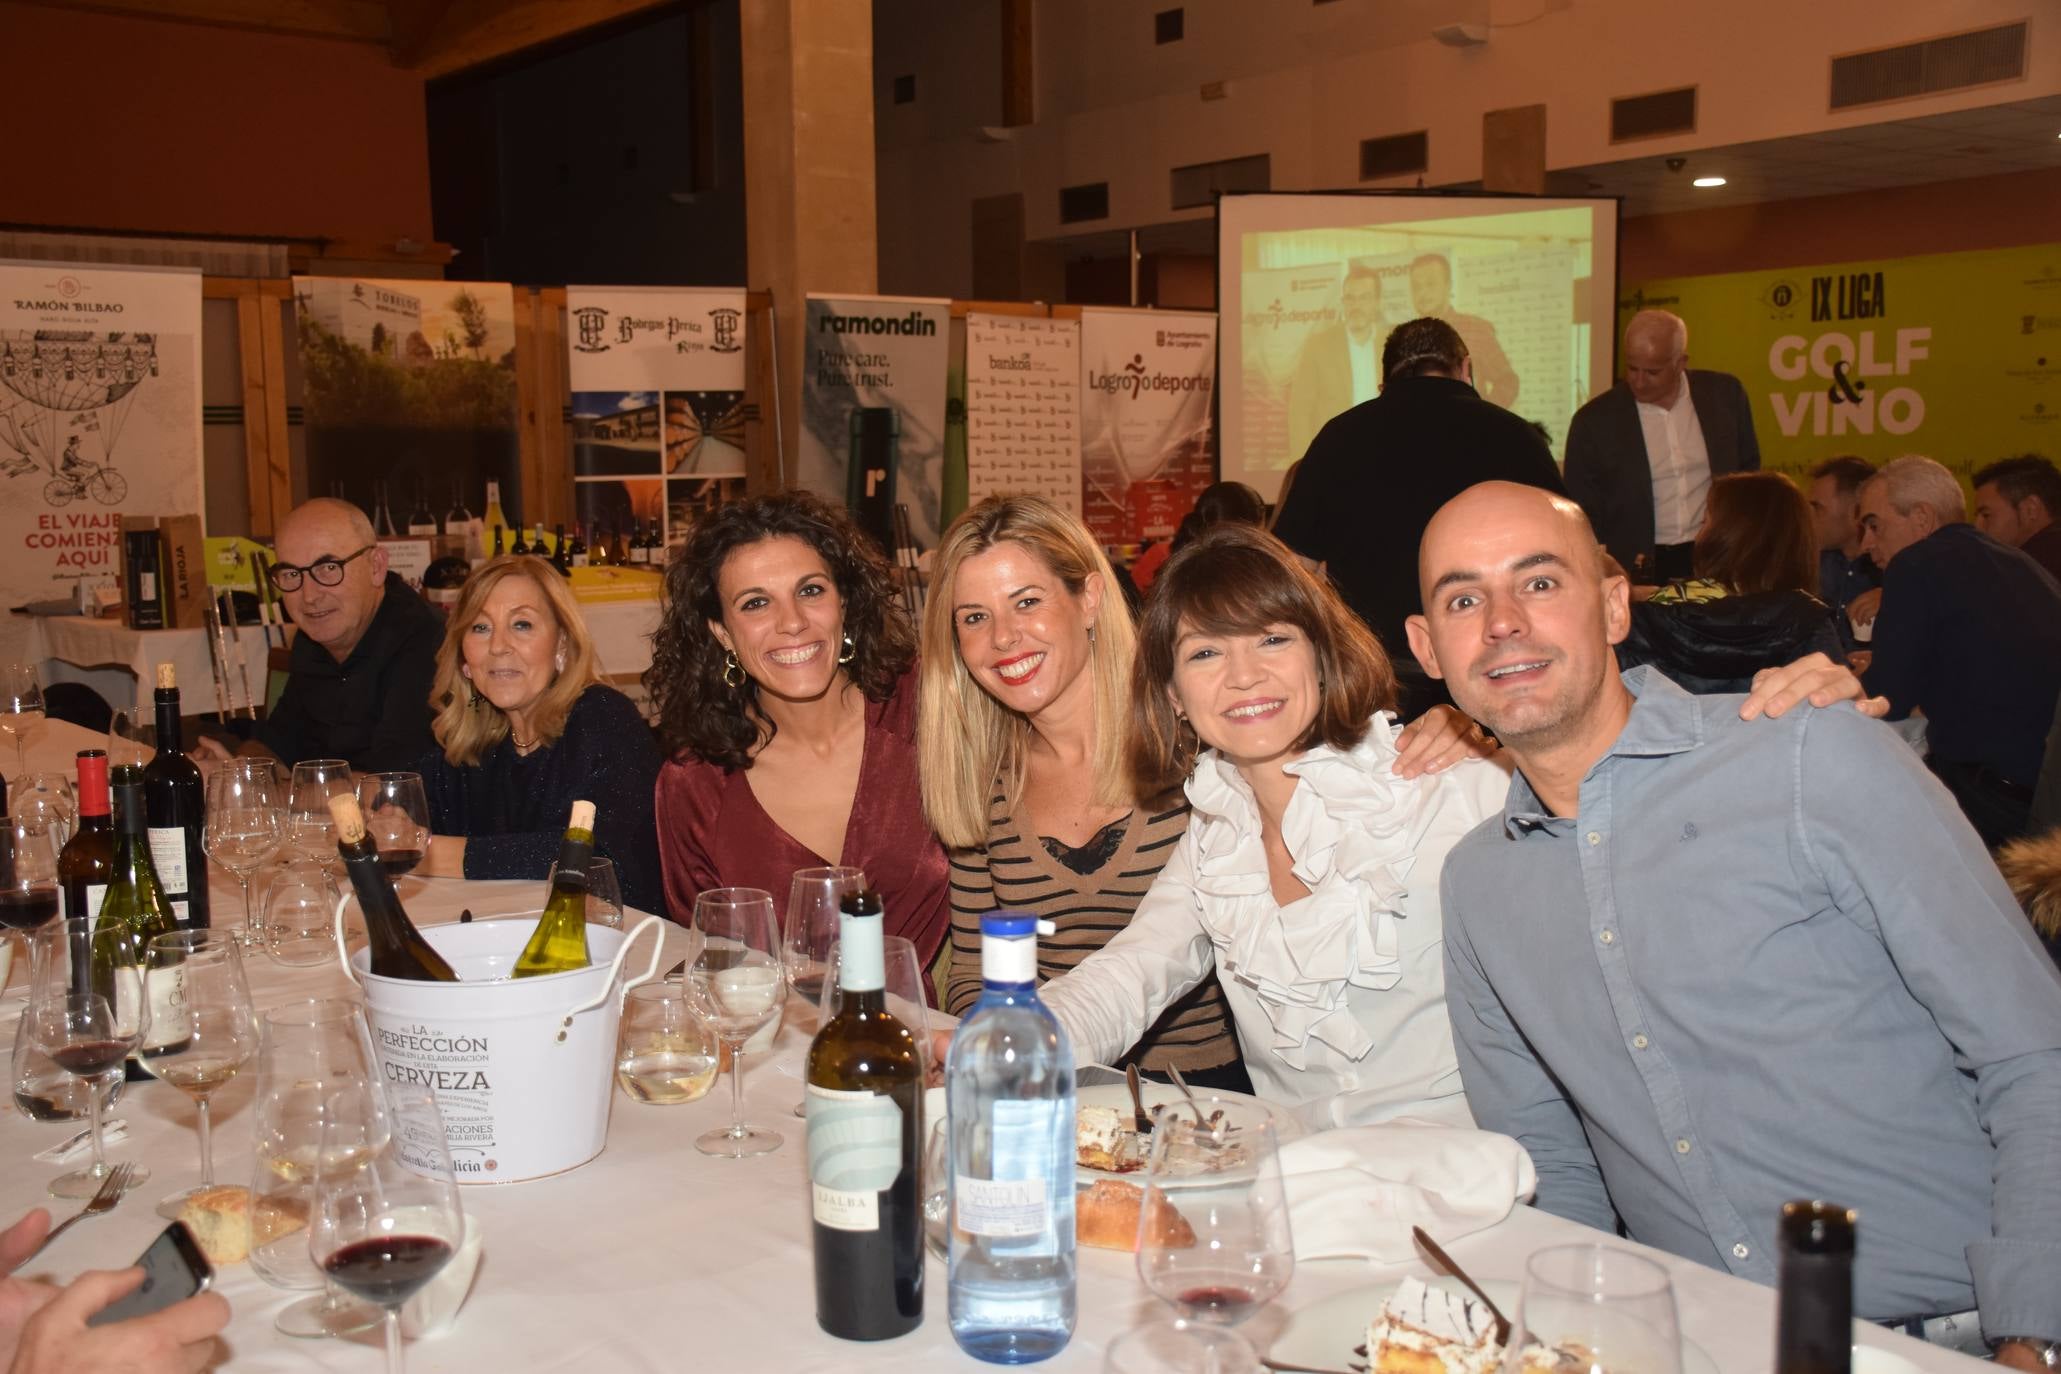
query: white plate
1074 1081 1306 1185
1270 1277 1720 1374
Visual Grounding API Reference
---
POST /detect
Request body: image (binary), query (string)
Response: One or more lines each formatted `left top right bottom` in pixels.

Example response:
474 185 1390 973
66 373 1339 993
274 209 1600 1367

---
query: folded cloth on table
34 1119 130 1165
1278 1119 1536 1263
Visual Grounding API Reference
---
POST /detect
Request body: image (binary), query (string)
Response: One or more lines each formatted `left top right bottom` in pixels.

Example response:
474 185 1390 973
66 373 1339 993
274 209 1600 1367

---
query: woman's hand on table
419 836 467 879
1392 704 1496 779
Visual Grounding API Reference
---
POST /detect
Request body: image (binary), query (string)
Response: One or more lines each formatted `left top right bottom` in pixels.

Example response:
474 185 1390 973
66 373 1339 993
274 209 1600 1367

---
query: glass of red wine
354 773 432 884
28 916 152 1198
1132 1095 1294 1374
27 993 146 1200
311 1082 463 1374
0 819 64 979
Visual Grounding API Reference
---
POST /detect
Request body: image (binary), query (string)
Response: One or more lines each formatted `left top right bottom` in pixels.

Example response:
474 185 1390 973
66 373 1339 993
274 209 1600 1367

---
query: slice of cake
1076 1105 1135 1171
1365 1276 1503 1374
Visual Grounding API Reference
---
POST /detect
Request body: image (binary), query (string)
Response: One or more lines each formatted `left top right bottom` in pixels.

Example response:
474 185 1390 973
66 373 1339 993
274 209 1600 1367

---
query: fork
17 1164 133 1269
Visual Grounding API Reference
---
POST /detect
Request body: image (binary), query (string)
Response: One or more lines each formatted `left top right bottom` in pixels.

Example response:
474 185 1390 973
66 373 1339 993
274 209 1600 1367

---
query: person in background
1996 827 2061 970
196 497 441 773
0 1207 229 1373
1564 309 1760 579
1410 481 2061 1365
1806 454 1881 650
649 493 948 963
1859 455 2061 847
1272 316 1564 716
1129 481 1267 593
1973 454 2061 583
1288 263 1385 463
414 555 663 914
1407 253 1518 407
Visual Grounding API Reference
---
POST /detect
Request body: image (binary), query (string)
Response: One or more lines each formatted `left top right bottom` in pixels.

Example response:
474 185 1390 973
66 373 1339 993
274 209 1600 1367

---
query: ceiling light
1692 175 1727 188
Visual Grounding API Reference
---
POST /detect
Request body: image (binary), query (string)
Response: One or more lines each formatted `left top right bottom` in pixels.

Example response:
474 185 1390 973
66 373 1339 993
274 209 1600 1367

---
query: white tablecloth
0 725 1983 1373
579 598 659 682
23 615 271 718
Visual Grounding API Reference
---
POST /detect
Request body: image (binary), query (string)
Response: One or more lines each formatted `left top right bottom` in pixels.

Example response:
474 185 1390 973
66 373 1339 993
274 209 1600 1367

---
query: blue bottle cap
980 911 1039 939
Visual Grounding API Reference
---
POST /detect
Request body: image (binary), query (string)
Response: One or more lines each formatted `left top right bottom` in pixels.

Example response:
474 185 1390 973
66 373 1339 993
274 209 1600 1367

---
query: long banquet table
0 720 1985 1372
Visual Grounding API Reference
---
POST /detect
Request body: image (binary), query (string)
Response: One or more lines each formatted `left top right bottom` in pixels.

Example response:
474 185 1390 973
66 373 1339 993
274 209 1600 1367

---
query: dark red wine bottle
142 664 208 931
328 794 457 982
1774 1201 1854 1374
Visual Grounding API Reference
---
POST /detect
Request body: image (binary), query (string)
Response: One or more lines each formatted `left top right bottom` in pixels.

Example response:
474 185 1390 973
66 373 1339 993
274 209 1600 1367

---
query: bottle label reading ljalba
805 1083 904 1233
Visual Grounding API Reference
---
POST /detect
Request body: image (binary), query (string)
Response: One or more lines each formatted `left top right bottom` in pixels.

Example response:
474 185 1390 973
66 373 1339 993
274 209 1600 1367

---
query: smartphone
85 1222 213 1329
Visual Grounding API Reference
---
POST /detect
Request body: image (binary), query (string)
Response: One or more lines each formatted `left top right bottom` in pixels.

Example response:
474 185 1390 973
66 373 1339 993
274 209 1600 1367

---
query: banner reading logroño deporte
798 294 950 550
1624 243 2061 490
0 261 203 656
1078 307 1218 545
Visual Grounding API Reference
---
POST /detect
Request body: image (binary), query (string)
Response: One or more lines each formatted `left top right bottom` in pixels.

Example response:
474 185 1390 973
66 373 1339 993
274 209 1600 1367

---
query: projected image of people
1408 253 1518 407
1287 263 1386 463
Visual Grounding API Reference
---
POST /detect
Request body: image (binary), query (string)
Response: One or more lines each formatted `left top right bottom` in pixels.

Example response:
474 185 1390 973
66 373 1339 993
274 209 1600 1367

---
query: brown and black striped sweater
945 788 1242 1075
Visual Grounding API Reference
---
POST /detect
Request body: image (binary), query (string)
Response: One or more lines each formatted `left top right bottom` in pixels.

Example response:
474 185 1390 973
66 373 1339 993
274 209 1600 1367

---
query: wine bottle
58 750 114 927
568 522 589 569
492 525 506 558
445 482 472 536
99 764 187 1079
141 664 208 931
628 520 649 566
551 523 570 575
481 479 510 554
1774 1201 1855 1374
512 801 596 978
806 889 923 1340
947 911 1076 1362
327 793 458 983
509 524 530 557
373 481 399 538
407 482 438 536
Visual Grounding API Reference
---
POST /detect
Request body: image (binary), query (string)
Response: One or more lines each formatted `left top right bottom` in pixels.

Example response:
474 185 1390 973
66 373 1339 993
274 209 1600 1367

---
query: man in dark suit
1287 263 1385 463
1408 253 1518 408
1564 309 1759 578
1272 316 1564 716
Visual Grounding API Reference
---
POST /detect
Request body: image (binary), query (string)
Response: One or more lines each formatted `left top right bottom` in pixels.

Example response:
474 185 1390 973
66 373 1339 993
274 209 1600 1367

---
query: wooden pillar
1482 104 1548 195
740 0 878 494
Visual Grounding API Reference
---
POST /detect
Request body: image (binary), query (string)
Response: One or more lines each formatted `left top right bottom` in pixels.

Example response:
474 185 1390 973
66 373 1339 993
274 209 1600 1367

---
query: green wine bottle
96 764 188 1081
328 793 458 982
513 801 596 978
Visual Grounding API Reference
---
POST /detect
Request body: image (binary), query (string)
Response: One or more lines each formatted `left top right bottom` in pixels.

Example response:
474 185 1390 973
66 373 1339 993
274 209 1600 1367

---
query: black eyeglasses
268 544 374 592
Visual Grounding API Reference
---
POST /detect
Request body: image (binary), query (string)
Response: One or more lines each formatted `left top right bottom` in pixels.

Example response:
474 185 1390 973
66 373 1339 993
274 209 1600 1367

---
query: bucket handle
334 890 359 988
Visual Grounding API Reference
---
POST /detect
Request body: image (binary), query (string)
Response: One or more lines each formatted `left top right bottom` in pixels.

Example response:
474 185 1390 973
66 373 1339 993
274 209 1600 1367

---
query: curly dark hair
645 492 916 769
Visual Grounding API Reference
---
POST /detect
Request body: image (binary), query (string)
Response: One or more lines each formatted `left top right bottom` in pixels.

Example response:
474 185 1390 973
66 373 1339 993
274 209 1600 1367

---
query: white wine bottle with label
97 764 189 1080
513 801 597 978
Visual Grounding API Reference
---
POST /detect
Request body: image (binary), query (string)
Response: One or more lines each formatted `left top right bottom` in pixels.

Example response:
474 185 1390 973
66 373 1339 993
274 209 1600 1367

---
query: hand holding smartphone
84 1223 212 1329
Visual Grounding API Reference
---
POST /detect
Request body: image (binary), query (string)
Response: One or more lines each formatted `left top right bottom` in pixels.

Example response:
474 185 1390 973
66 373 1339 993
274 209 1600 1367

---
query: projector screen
1218 192 1620 500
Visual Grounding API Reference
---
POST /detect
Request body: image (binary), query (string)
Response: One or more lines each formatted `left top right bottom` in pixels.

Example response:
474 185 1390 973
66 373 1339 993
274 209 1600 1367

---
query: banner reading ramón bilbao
799 294 950 549
1078 307 1217 545
1625 243 2061 489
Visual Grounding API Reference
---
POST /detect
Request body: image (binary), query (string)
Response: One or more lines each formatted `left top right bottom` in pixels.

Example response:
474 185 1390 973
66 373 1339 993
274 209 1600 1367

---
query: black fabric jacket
1615 590 1842 695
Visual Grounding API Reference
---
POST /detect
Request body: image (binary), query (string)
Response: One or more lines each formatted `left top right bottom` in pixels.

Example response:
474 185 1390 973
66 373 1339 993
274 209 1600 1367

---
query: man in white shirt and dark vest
1564 309 1761 580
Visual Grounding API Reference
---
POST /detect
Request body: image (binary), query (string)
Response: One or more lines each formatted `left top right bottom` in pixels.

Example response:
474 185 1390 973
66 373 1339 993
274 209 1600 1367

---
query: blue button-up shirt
1441 667 2061 1341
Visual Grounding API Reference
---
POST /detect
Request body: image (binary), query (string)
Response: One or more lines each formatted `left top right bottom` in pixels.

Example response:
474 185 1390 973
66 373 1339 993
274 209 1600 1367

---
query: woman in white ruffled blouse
1039 524 1510 1128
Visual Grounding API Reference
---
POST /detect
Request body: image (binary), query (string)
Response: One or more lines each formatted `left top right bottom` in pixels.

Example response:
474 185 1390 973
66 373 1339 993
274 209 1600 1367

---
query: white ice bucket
337 909 664 1184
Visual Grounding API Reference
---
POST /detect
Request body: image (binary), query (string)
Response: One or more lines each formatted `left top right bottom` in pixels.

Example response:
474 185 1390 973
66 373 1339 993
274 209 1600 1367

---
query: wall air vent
1359 131 1428 180
1171 153 1270 210
1059 182 1110 224
1830 22 2027 109
1610 87 1696 143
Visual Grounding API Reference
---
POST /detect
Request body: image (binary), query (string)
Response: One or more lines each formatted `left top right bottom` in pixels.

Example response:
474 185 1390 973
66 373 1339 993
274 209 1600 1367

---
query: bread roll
1075 1179 1197 1252
176 1185 252 1266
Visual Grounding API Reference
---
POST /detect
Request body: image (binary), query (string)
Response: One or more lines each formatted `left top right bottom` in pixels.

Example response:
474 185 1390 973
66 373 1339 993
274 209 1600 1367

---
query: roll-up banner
1077 307 1217 545
799 294 950 552
965 313 1081 516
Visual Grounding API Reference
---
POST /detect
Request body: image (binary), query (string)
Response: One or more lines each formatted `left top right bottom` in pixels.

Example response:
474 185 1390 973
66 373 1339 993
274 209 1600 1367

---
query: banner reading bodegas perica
1625 243 2061 487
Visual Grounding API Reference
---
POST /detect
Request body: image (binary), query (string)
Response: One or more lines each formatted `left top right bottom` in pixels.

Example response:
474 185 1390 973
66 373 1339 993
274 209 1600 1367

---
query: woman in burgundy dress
646 493 949 965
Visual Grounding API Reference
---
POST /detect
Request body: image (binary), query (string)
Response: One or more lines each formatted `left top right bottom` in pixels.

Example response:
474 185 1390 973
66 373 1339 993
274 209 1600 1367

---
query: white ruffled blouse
1041 715 1512 1128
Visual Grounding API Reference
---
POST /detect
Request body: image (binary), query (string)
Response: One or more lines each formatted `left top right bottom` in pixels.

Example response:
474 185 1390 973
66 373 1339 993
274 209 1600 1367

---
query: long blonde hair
917 496 1137 849
431 556 605 766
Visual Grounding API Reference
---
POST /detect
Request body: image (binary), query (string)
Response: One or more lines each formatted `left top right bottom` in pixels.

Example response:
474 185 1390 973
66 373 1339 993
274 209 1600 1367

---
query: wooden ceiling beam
11 0 393 45
397 0 680 79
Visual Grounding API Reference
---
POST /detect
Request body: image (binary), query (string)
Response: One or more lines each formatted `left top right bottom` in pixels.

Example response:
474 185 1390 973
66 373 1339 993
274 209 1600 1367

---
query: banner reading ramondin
798 294 950 549
1626 242 2061 488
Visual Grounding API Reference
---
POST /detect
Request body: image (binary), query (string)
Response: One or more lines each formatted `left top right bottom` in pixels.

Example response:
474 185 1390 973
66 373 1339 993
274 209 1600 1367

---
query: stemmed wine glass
354 773 431 882
288 760 355 874
204 759 285 949
547 856 622 929
311 1083 464 1374
685 887 787 1158
1504 1245 1682 1374
108 702 155 770
263 860 343 967
781 866 865 1006
27 917 150 1198
252 998 383 1340
10 773 76 848
0 664 45 777
794 931 929 1118
0 820 63 980
1133 1096 1295 1374
142 931 260 1219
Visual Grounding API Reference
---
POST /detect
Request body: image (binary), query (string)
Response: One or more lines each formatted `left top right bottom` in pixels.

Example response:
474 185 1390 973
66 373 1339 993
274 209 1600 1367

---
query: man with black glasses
197 497 441 771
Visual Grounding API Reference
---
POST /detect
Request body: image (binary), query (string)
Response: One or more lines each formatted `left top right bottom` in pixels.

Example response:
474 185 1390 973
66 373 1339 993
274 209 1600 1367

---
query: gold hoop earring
722 651 745 689
837 631 856 666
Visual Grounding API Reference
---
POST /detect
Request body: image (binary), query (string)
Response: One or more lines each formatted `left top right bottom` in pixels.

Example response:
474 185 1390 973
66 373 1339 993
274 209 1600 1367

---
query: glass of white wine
615 982 719 1105
143 930 261 1219
0 663 45 777
685 887 786 1158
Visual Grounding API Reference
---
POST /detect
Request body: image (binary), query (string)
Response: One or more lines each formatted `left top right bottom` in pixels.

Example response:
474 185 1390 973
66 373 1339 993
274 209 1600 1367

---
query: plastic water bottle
946 912 1077 1364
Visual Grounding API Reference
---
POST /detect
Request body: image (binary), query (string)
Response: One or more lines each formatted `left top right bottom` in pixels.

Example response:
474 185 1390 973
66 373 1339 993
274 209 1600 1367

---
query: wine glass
547 855 623 929
1104 1325 1262 1373
355 773 431 882
11 1008 121 1126
685 887 787 1157
1504 1245 1682 1374
10 773 76 848
0 819 63 981
0 664 45 777
143 931 260 1219
781 866 864 1007
311 1083 464 1374
264 860 343 967
108 703 155 770
1133 1096 1295 1374
204 759 285 948
252 998 383 1339
795 932 930 1117
615 982 720 1104
26 916 149 1198
288 760 355 872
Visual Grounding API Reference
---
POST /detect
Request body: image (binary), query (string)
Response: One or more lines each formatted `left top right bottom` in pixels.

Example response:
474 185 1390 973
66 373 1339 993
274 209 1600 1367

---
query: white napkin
1278 1119 1537 1263
33 1119 130 1165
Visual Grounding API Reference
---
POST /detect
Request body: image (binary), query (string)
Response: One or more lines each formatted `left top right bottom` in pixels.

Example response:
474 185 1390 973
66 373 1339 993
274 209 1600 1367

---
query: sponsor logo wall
964 314 1082 516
